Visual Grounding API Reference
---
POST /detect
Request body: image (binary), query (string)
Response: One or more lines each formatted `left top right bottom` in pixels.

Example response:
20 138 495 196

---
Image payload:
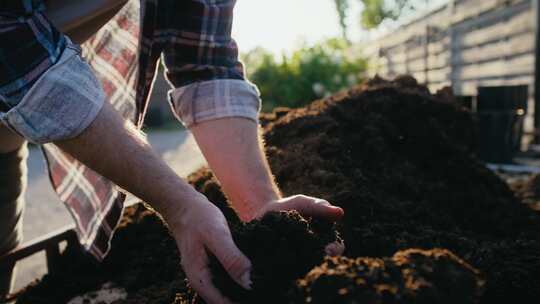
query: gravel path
13 129 206 291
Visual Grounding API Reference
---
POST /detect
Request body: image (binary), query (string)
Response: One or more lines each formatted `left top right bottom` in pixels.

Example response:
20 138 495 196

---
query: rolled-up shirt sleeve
160 0 261 127
0 3 105 145
0 44 105 144
168 79 261 127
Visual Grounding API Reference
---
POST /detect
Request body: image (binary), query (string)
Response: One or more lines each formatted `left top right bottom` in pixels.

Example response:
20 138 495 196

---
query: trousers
0 144 27 297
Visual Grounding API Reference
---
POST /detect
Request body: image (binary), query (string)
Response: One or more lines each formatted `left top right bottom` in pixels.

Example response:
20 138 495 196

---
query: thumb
207 230 253 290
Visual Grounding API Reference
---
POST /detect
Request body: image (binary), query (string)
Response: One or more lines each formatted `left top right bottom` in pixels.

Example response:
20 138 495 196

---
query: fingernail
240 271 253 290
330 206 343 212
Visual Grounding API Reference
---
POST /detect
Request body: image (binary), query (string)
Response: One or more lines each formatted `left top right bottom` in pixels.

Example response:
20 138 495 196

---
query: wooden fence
366 0 537 132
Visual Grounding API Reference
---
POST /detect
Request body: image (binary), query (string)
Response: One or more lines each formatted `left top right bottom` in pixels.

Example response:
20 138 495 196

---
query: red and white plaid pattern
42 0 140 260
41 0 247 260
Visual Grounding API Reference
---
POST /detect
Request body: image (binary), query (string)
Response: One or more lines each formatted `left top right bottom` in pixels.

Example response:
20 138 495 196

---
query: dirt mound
296 249 484 304
191 76 540 303
14 76 540 303
15 204 190 304
207 211 340 303
510 173 540 210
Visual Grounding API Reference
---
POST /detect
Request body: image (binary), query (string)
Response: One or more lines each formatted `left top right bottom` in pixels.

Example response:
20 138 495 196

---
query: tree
334 0 429 33
333 0 350 41
241 38 367 111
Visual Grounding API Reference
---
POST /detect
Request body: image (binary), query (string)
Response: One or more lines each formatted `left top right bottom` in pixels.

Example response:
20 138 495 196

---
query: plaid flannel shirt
1 0 258 260
0 1 66 110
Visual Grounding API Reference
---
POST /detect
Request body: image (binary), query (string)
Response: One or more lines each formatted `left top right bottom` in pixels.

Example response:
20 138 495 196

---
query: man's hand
55 104 251 304
253 195 345 256
163 198 252 304
190 118 345 256
253 195 344 221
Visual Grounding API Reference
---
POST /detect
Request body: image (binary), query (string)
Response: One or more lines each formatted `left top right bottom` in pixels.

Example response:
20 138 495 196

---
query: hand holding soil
254 195 344 221
162 198 252 304
253 194 346 255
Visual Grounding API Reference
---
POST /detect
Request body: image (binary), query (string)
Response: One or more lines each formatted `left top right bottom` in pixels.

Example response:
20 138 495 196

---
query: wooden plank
384 52 408 65
455 53 534 80
428 67 452 83
428 37 451 55
451 0 527 24
427 53 450 69
379 63 409 75
454 32 535 65
454 75 534 95
376 0 530 50
385 39 450 66
377 9 450 49
0 225 77 269
402 40 450 63
456 8 534 48
407 58 427 73
380 52 449 74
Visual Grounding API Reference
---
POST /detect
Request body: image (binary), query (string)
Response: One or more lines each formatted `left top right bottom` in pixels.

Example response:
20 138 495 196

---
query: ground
14 129 206 291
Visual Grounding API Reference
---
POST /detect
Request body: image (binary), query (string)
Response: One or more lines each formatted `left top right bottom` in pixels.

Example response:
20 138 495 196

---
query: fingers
182 243 233 304
205 226 253 291
186 262 233 304
291 195 344 221
325 241 346 256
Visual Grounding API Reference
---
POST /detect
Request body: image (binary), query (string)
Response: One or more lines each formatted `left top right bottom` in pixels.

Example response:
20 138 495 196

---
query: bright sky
232 0 448 55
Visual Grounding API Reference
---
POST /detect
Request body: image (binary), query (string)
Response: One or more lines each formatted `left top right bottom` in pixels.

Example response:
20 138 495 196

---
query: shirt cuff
0 43 105 144
168 79 262 128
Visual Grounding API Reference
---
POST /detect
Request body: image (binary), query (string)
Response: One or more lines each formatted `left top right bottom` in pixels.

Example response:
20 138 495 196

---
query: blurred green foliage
242 38 367 112
334 0 428 32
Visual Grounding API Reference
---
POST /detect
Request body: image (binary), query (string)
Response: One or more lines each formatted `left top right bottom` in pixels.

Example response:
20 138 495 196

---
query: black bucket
476 85 528 163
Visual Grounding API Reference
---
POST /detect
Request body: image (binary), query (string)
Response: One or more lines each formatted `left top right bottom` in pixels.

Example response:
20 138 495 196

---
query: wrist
236 189 281 222
153 188 209 226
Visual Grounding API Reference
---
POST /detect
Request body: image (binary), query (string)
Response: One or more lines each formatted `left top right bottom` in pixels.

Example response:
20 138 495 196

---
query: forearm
56 103 253 301
190 117 281 221
55 102 204 218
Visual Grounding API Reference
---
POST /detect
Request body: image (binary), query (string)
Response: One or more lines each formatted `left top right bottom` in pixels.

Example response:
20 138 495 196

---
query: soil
206 211 341 304
510 173 540 211
15 204 192 304
191 75 540 303
13 75 540 303
296 248 484 304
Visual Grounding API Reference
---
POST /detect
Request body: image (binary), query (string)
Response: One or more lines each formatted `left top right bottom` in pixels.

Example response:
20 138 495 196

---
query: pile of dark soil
296 248 483 304
191 76 540 303
15 204 190 304
14 76 540 303
510 173 540 211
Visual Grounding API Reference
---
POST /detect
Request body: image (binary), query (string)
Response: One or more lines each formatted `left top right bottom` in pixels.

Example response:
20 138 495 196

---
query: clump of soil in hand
297 248 484 304
205 210 342 304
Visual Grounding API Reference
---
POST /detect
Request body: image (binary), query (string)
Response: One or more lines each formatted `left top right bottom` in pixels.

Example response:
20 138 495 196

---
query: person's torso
0 0 65 109
0 0 45 17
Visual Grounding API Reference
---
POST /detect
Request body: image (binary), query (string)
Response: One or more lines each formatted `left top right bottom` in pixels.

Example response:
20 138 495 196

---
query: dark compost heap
14 76 540 303
510 173 540 211
297 249 483 304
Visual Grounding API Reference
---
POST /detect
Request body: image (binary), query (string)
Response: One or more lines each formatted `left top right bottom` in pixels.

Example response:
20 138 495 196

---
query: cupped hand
163 198 252 304
253 194 345 256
